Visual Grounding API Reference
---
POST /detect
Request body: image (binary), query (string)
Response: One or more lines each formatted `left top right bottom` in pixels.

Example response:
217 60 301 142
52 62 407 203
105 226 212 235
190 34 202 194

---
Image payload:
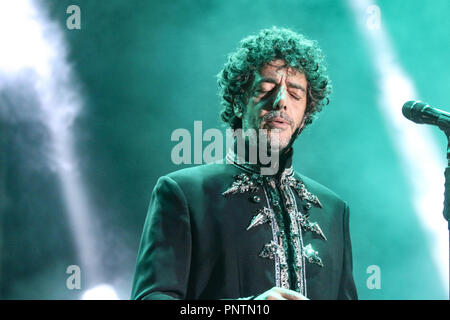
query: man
131 27 357 300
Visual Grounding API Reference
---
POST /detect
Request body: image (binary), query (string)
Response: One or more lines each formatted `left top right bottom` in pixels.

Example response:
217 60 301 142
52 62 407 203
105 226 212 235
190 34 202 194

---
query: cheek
250 103 265 121
292 104 307 128
243 105 262 128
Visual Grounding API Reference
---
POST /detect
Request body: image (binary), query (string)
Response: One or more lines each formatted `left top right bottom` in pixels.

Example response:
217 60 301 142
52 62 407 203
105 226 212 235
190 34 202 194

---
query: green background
1 0 449 299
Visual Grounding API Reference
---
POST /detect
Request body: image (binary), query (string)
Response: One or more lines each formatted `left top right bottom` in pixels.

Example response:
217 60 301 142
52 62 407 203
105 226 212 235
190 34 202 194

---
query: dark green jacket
131 160 357 300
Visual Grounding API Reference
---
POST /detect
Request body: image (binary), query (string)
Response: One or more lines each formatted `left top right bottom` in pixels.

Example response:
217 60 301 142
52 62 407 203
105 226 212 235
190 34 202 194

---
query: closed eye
255 87 275 98
289 92 301 100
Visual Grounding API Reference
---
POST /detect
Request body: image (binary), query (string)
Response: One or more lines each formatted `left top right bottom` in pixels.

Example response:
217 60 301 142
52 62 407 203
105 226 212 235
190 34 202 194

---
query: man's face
240 59 308 152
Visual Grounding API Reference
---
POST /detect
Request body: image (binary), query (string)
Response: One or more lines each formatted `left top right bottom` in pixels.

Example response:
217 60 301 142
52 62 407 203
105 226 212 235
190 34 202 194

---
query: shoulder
154 162 239 197
167 162 236 183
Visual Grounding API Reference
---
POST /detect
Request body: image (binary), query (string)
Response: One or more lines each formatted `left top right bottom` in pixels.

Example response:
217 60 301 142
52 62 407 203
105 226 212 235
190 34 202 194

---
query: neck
229 138 294 177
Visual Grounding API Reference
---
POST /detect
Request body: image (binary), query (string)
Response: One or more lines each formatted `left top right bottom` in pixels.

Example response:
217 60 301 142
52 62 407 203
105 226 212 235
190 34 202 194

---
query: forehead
258 59 304 79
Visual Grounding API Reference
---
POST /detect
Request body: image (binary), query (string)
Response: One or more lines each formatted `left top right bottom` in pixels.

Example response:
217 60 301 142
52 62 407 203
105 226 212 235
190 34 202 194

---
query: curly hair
217 27 332 130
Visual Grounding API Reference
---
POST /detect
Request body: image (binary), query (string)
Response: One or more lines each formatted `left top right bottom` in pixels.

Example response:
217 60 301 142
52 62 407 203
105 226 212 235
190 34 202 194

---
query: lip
265 117 290 129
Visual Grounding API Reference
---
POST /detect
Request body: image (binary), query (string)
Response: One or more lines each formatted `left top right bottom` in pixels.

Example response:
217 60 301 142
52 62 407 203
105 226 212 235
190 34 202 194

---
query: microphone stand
440 126 450 300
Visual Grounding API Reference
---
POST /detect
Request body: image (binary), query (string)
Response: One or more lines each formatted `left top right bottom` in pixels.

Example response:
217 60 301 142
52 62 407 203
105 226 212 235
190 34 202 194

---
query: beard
241 110 302 158
261 111 296 150
261 128 290 153
239 127 291 158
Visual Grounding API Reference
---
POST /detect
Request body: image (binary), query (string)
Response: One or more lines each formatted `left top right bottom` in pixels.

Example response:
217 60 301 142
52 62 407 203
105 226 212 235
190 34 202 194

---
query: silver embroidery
261 186 288 289
280 174 307 295
222 173 260 196
225 149 325 295
302 220 327 241
259 241 281 259
286 175 323 208
246 207 274 231
303 244 324 267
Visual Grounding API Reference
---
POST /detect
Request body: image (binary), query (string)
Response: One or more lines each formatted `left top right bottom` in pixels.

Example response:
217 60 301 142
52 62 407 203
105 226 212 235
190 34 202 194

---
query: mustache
261 111 294 126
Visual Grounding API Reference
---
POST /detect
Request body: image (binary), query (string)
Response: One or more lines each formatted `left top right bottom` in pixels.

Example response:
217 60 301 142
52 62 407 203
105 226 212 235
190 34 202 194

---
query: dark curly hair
217 27 331 130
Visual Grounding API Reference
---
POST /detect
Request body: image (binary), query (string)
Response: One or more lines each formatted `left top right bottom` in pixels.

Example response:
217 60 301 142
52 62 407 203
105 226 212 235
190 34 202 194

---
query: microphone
402 100 450 129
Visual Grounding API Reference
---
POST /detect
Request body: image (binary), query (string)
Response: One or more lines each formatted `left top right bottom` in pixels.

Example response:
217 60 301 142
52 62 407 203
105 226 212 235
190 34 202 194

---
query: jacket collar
226 142 294 179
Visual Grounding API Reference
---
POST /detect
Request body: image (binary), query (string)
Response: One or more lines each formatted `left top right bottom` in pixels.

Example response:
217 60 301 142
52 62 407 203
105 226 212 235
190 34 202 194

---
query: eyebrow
257 77 306 93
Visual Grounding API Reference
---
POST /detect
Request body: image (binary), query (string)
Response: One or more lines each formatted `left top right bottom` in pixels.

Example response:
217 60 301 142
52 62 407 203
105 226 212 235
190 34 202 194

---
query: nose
272 84 287 110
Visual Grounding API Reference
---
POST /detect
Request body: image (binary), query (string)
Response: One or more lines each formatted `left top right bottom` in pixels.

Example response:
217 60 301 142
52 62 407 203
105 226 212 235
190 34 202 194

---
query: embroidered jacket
131 150 358 300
